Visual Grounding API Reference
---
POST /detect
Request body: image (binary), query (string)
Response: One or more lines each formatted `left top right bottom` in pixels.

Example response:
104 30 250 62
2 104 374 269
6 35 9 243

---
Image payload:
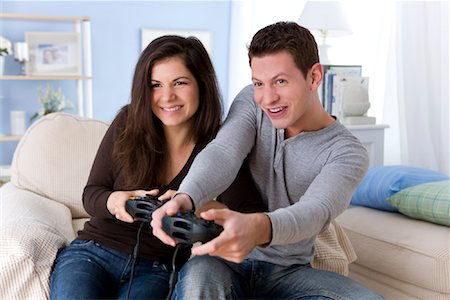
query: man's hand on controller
107 189 159 223
151 193 193 247
192 209 272 263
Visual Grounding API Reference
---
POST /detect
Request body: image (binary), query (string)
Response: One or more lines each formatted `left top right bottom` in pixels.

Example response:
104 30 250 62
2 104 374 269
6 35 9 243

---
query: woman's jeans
172 255 384 300
50 239 170 300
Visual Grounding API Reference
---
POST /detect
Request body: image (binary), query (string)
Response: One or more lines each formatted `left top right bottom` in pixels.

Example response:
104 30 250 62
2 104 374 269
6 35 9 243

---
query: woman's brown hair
113 35 222 189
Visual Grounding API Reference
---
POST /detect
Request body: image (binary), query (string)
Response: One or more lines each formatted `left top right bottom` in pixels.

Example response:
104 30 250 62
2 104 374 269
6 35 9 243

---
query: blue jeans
172 255 384 300
50 239 171 299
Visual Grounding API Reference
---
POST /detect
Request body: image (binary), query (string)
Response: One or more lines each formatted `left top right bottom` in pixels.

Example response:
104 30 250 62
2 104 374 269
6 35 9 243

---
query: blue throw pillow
350 165 450 211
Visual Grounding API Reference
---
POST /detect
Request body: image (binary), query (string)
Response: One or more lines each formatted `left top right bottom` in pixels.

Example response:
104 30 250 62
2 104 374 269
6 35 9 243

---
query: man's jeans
173 255 384 300
50 239 170 299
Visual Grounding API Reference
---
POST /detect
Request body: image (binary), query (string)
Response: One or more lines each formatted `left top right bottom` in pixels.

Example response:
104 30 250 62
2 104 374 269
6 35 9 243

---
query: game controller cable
125 221 145 300
125 195 223 300
124 195 187 300
166 243 186 300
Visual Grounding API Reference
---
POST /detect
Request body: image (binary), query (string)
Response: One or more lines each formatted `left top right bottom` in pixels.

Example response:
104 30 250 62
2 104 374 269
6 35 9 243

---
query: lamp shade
299 1 352 37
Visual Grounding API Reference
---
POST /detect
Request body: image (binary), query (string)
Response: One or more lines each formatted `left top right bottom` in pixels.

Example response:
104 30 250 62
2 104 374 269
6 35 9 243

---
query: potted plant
31 83 73 122
0 36 12 75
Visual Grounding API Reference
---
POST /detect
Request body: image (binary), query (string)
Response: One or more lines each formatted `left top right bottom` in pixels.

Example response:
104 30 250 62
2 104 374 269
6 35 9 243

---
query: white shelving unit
346 124 389 167
0 13 93 142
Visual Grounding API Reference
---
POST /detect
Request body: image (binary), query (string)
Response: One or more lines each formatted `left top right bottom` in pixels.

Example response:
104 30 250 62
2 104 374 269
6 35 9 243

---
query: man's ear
309 63 323 91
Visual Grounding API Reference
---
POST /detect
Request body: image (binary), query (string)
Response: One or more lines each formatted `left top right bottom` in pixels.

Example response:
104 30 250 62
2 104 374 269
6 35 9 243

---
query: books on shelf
320 64 375 125
320 65 362 116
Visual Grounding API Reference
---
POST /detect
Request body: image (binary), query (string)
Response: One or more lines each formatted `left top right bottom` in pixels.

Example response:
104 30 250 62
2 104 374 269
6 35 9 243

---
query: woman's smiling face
150 56 200 130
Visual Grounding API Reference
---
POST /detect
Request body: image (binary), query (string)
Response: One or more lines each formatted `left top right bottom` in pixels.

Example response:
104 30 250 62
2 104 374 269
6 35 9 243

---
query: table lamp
298 1 352 64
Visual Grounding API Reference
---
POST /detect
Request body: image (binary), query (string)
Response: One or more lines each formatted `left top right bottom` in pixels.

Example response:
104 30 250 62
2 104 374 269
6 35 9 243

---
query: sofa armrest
0 182 76 299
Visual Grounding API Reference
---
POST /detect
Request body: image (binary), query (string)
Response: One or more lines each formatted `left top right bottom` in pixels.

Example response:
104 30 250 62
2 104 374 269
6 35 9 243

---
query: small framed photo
141 28 213 57
25 32 81 76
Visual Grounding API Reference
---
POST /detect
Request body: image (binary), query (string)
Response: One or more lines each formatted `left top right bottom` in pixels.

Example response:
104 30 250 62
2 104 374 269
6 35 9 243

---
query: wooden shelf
0 75 92 80
0 135 22 142
0 13 89 22
0 12 93 117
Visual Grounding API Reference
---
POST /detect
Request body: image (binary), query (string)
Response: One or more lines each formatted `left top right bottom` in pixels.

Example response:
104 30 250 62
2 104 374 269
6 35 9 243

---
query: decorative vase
0 56 5 75
10 110 27 135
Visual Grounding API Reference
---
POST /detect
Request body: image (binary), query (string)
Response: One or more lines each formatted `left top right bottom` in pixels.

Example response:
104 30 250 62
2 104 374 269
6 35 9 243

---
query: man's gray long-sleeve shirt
178 85 369 266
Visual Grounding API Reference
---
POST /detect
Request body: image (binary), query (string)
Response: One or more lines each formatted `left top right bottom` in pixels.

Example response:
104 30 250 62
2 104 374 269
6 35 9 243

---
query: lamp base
318 44 331 65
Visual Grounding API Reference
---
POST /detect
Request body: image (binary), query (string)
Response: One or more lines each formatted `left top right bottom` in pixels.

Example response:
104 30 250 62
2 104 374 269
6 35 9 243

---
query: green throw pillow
388 180 450 226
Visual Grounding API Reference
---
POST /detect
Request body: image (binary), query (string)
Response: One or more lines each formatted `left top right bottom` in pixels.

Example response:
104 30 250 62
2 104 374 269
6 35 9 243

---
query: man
152 21 383 299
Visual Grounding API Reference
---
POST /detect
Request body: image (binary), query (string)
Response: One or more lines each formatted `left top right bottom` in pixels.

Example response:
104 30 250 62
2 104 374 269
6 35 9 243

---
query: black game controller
162 211 223 245
125 195 164 222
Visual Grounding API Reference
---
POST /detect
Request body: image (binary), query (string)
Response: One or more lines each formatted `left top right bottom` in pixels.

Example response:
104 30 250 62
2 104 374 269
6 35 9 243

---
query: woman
50 35 238 299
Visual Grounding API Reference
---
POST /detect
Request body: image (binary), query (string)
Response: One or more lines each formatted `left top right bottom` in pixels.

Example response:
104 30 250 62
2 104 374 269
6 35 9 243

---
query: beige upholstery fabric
0 183 75 299
11 112 109 219
349 263 450 300
312 220 357 276
1 113 108 299
72 218 89 235
337 206 450 299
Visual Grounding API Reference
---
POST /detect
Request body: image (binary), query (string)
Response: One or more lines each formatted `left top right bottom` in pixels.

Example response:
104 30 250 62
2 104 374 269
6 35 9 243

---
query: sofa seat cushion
336 206 450 295
11 113 109 218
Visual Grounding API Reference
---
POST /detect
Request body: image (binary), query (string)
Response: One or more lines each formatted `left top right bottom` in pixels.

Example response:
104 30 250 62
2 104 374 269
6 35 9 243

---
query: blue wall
0 0 232 164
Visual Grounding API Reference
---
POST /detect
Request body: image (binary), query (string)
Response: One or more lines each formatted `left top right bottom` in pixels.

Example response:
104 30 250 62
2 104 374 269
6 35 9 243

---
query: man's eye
276 79 286 85
253 82 263 87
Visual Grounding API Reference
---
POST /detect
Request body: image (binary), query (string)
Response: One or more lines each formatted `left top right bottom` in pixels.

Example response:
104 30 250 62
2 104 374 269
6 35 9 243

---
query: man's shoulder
235 84 254 100
229 84 259 113
306 121 367 155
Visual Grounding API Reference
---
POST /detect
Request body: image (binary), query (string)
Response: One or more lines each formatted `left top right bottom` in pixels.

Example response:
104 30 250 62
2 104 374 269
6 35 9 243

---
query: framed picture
25 32 80 76
141 28 213 57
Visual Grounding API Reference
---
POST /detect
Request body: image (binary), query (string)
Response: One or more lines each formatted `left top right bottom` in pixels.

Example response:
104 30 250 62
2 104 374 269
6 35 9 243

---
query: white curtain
384 1 449 174
227 0 449 175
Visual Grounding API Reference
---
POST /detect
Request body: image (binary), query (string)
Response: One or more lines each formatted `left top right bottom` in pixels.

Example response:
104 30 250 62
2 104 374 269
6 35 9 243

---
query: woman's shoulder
110 105 130 128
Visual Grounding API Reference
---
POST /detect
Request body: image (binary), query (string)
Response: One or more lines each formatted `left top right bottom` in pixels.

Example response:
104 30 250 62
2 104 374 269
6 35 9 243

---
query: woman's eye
150 83 161 88
175 81 188 86
276 79 286 85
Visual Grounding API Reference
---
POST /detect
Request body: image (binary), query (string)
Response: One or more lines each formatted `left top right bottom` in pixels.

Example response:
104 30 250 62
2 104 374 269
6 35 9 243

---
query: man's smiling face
251 50 316 137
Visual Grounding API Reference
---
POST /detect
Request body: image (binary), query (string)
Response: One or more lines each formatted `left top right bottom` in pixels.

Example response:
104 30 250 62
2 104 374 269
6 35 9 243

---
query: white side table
346 124 389 167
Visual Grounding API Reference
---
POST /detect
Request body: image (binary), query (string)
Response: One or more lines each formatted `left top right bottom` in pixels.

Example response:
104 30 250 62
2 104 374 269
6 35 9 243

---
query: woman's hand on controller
157 189 176 202
151 193 193 246
107 189 158 223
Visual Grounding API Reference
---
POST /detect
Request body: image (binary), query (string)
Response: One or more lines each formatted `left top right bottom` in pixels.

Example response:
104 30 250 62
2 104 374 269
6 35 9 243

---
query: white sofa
337 204 450 299
0 112 357 299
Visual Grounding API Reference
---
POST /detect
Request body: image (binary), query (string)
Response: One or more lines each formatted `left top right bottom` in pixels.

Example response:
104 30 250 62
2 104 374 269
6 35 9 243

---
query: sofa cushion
11 113 109 218
336 206 450 294
350 165 450 211
388 180 450 226
0 182 75 299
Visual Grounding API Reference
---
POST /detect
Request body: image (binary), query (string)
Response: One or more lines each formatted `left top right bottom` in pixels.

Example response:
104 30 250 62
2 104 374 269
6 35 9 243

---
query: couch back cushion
11 113 109 218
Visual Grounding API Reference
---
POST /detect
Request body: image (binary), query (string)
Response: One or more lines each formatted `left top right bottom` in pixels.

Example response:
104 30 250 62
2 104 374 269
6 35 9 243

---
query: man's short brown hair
248 21 319 78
